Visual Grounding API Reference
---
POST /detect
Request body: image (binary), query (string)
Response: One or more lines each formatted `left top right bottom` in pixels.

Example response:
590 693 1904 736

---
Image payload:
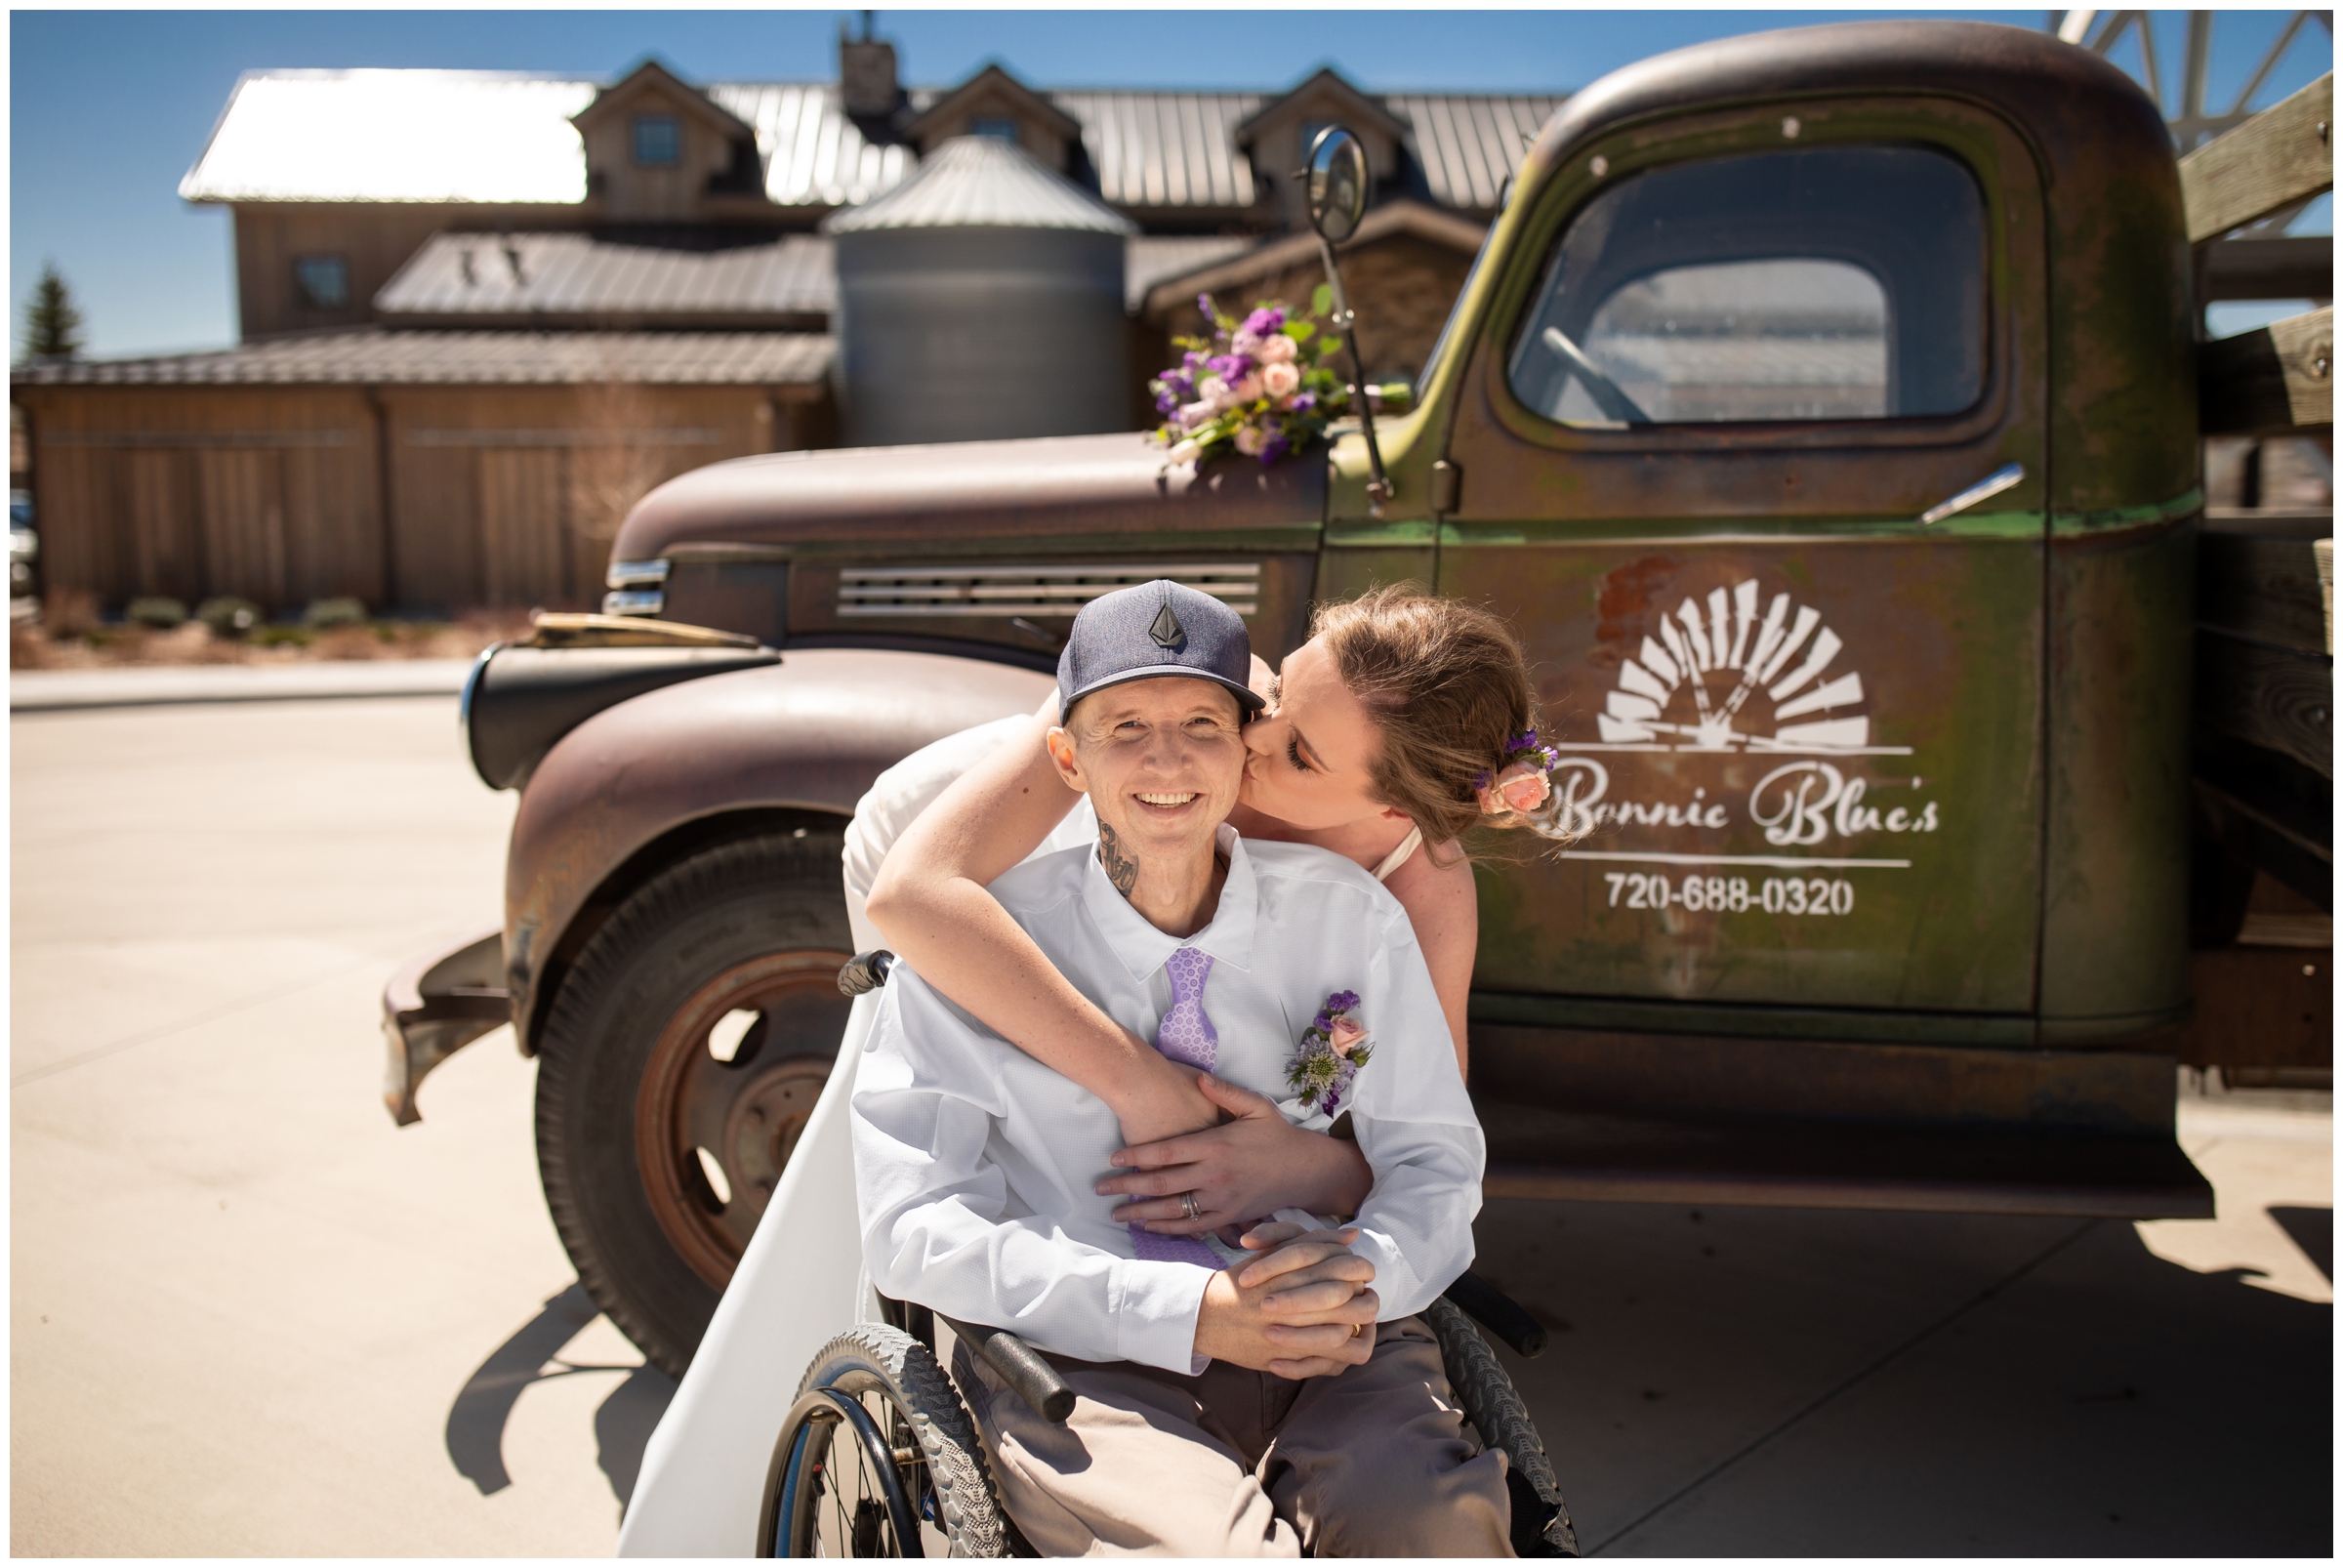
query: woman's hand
1106 1048 1222 1147
1096 1074 1376 1233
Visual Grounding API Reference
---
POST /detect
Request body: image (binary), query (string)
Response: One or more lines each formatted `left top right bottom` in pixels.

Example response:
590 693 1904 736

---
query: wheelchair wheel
760 1324 1012 1558
1424 1296 1581 1556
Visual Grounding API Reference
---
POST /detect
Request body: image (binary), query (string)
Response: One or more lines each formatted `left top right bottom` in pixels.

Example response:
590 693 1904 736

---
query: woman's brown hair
1310 583 1547 858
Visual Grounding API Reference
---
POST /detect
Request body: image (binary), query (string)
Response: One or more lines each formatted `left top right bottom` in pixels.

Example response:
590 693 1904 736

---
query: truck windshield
1508 144 1986 426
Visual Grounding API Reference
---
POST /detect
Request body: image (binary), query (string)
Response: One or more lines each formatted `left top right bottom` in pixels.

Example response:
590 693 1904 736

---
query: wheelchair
757 954 1580 1558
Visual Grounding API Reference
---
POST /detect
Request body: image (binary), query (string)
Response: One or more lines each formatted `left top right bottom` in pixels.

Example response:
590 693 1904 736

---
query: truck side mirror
1305 126 1370 244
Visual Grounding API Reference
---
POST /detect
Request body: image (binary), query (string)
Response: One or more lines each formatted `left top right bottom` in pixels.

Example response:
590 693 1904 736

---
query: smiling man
850 580 1508 1556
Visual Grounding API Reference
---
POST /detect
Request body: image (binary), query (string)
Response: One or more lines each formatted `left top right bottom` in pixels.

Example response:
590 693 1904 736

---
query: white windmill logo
1597 578 1870 751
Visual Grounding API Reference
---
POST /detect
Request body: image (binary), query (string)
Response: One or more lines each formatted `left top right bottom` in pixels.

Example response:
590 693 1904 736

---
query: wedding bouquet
1150 288 1348 468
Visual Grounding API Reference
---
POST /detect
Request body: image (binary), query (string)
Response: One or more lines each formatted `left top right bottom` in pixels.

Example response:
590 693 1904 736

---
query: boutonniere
1286 989 1372 1115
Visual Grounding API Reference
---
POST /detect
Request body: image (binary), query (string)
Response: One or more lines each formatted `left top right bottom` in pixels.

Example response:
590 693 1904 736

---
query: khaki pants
953 1316 1512 1557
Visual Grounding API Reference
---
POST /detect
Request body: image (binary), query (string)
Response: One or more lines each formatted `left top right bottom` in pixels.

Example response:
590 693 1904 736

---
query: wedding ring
1348 1322 1364 1340
1179 1191 1202 1220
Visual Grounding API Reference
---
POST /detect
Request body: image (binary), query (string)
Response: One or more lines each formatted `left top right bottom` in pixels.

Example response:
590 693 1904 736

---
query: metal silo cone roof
822 136 1137 235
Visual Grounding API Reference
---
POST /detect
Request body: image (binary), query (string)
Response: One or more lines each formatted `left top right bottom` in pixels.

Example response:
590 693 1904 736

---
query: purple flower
1208 353 1252 383
1196 293 1216 322
1258 431 1288 465
1182 350 1207 371
1244 307 1286 336
1155 390 1179 415
1290 392 1316 413
1327 990 1360 1011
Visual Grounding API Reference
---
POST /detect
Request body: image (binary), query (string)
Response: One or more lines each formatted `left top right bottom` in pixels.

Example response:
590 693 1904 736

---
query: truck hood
612 431 1327 559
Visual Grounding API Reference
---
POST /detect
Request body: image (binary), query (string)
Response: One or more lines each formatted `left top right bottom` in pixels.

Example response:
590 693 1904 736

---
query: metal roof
1050 91 1264 210
10 330 833 387
181 70 596 204
823 136 1136 235
1124 235 1256 311
1387 93 1568 210
375 230 1245 317
180 70 1563 216
708 83 922 208
376 231 835 321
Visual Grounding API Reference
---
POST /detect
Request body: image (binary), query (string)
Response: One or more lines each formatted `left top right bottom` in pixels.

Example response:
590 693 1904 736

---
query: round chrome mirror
1305 126 1369 245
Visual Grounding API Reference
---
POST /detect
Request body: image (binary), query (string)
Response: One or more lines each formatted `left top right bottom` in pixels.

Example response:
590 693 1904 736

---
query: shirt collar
1079 820 1258 984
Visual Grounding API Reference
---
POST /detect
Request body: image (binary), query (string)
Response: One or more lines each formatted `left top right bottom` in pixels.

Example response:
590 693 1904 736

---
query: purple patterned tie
1130 947 1225 1269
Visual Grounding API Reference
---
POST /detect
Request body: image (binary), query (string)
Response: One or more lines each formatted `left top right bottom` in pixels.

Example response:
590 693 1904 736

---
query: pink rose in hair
1477 759 1552 816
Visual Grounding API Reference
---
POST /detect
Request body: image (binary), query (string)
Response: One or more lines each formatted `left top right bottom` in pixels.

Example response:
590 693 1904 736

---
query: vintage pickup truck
383 21 2334 1379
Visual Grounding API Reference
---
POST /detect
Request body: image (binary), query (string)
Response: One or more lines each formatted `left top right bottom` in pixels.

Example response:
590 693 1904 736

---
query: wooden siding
16 382 798 616
233 202 579 340
18 386 383 610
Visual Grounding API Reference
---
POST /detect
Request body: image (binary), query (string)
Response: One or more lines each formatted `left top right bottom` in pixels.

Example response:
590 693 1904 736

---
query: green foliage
125 597 187 629
250 624 313 647
19 262 84 363
1310 282 1334 319
195 596 261 637
302 596 368 630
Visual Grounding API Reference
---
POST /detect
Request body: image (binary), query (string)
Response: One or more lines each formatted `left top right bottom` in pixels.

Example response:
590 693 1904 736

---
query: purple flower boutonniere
1286 989 1372 1115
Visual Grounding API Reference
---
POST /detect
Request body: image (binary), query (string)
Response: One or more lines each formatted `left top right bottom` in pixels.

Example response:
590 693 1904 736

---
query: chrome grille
838 562 1260 618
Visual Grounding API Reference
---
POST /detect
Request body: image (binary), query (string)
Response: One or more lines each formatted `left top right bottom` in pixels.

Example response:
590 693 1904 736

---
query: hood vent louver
838 562 1259 619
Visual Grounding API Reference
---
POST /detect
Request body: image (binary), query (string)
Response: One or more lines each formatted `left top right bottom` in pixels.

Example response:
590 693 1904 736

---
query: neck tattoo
1096 824 1140 896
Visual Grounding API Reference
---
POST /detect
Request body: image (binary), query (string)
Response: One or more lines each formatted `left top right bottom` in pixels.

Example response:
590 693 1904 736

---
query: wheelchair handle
942 1315 1076 1424
837 949 895 996
1441 1269 1548 1359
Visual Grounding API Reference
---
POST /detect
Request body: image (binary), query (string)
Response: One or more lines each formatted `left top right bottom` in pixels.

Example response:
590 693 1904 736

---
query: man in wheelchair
850 581 1511 1556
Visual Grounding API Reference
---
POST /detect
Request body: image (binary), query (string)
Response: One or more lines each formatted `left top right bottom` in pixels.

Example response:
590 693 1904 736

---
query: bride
618 584 1558 1553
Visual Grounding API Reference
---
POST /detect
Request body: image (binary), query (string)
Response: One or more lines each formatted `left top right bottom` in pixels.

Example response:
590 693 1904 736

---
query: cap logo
1148 601 1185 649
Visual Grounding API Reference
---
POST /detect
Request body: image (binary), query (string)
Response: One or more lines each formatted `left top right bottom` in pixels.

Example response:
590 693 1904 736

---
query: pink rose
1260 361 1300 398
1197 375 1228 406
1230 329 1264 356
1230 374 1263 403
1477 760 1552 816
1258 333 1298 364
1327 1015 1368 1056
1233 424 1265 456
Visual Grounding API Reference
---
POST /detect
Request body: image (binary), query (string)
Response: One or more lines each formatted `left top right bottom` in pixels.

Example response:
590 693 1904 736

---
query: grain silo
823 135 1136 446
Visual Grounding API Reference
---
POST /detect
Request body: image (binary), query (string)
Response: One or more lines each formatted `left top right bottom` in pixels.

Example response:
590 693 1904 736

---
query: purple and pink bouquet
1150 288 1348 468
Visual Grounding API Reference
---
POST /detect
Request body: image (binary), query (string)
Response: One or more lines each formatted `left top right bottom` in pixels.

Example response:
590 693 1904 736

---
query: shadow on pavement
2269 1205 2332 1281
446 1282 678 1506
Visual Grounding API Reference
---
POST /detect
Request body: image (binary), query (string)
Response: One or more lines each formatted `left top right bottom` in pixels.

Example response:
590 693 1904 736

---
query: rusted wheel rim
636 948 853 1288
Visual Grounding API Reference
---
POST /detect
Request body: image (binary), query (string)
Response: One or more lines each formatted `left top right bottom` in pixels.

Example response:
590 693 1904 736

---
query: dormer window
633 114 680 167
292 255 349 309
969 116 1019 143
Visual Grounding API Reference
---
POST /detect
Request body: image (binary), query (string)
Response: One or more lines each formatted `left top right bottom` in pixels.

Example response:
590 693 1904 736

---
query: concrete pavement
11 692 2332 1554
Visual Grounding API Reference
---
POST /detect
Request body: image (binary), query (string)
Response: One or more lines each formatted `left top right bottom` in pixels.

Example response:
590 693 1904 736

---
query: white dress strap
1370 824 1423 884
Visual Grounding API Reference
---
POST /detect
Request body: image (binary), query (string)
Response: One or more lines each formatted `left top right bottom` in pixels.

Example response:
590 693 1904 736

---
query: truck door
1442 100 2050 1034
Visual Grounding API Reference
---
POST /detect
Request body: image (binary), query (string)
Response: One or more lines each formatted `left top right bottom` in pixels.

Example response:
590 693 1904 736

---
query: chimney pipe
840 16 899 119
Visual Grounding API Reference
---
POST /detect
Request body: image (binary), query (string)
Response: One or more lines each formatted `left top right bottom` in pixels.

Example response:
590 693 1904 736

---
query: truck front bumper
382 928 511 1126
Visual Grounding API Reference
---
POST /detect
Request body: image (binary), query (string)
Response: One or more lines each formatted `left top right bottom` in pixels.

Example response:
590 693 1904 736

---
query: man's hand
1192 1223 1378 1380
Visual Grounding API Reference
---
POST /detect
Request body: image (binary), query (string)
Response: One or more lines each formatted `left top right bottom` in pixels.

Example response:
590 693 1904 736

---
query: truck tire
534 830 854 1379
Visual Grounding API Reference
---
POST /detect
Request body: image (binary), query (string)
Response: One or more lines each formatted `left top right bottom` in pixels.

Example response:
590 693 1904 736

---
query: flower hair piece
1476 726 1560 817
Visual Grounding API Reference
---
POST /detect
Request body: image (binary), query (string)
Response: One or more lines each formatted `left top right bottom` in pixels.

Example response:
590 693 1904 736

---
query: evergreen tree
20 262 84 363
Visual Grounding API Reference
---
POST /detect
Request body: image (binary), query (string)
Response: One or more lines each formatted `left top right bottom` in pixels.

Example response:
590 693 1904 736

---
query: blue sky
9 8 2331 358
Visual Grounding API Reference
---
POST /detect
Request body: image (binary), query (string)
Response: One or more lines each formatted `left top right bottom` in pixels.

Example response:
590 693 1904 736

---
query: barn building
11 34 1562 618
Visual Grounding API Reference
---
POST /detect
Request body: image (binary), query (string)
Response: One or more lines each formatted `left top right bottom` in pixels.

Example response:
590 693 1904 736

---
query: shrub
303 596 368 630
195 597 261 637
126 596 187 630
250 624 312 648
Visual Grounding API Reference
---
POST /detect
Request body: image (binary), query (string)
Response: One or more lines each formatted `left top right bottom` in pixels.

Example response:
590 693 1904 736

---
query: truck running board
1477 1102 2214 1219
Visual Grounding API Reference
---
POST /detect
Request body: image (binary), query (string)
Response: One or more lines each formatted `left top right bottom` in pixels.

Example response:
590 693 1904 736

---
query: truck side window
1509 145 1985 426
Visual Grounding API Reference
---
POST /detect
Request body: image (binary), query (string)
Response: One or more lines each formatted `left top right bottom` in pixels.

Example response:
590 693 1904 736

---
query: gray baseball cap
1057 579 1265 722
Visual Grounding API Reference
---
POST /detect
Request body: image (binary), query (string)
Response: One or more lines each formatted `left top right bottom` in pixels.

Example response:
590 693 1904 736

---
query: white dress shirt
851 821 1485 1376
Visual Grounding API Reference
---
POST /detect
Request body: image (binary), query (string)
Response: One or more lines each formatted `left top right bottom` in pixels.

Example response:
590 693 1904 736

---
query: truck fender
503 646 1056 1054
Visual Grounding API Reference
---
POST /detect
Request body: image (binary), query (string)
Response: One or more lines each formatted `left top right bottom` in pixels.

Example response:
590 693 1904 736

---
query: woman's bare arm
1380 840 1479 1079
863 698 1219 1145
